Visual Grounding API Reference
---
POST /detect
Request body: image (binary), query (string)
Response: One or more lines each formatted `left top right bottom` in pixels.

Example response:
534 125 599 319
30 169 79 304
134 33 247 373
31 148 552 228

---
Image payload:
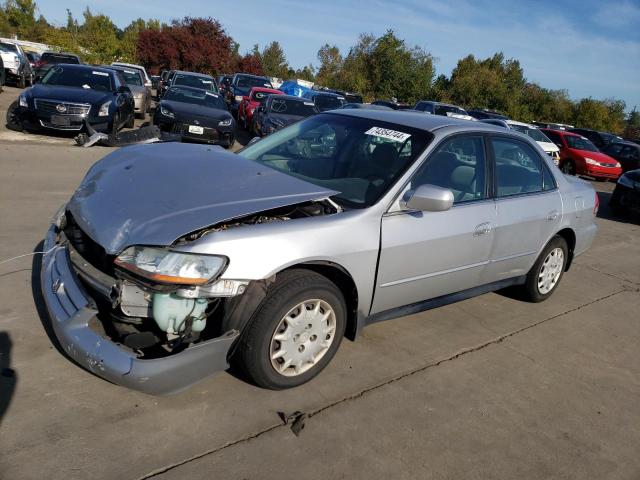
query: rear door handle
474 222 492 236
546 210 559 221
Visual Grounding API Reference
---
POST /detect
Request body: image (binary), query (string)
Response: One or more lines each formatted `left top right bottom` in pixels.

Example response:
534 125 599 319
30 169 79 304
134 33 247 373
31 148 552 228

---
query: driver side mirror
401 184 454 212
117 85 129 94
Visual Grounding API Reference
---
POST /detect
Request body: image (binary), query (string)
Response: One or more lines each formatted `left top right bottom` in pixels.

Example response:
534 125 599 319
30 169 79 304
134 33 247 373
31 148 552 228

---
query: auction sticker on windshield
365 126 411 143
92 71 109 76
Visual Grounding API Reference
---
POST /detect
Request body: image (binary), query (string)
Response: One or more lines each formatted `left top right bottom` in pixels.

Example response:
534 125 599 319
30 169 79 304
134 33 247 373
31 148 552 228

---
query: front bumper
584 165 622 179
17 106 111 133
156 119 234 146
41 222 239 395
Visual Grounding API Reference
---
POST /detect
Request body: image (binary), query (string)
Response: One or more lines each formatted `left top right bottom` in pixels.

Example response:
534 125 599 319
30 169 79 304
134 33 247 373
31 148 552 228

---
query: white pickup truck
0 40 32 87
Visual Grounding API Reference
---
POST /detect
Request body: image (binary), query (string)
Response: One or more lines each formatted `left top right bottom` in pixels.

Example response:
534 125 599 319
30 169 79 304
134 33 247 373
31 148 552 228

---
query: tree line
1 0 638 138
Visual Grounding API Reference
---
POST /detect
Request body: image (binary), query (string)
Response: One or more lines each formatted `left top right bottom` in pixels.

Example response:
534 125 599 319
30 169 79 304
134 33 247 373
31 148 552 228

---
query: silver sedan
40 110 598 394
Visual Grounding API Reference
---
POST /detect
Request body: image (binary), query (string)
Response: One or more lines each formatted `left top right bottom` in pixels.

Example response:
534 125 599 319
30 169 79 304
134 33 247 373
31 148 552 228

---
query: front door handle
474 222 492 236
546 210 559 221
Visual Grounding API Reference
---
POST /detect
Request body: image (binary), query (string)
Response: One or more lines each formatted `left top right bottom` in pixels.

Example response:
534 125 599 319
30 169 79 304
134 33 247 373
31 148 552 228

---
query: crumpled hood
28 84 112 106
67 143 338 254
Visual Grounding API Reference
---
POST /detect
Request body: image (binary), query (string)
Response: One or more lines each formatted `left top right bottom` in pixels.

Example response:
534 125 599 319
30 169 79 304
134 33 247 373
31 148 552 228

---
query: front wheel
560 160 576 176
125 112 135 129
236 269 346 390
521 236 568 302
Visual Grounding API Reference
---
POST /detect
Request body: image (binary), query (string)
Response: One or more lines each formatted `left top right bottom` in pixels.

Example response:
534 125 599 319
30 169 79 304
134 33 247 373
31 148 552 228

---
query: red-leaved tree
137 17 238 74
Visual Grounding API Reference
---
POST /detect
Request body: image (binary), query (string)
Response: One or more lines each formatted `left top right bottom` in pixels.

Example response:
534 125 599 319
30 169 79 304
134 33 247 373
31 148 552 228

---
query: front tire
521 236 568 302
560 160 576 176
236 269 346 390
125 113 135 129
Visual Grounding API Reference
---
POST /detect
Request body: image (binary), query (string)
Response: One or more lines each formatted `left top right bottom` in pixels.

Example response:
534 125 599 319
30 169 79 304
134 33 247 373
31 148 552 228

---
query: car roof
111 62 145 70
506 119 536 128
172 70 213 78
542 128 581 138
234 73 269 79
330 108 506 133
166 85 221 94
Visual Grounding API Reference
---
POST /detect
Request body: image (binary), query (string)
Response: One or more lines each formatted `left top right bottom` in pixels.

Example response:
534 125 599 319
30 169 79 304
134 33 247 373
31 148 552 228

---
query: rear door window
491 137 545 197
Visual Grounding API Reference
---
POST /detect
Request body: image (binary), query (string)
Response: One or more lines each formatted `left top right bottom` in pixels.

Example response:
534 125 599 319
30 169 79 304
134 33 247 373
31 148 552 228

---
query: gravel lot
0 85 639 480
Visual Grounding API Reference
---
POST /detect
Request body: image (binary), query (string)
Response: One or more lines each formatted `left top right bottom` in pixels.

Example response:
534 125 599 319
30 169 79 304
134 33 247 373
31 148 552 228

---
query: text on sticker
365 127 411 143
92 71 109 76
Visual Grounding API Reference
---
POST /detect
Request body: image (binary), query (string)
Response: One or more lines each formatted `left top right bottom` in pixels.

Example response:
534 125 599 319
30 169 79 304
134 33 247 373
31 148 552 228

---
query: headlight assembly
160 106 174 118
98 101 111 117
585 158 598 166
115 247 227 285
19 94 28 108
218 117 233 127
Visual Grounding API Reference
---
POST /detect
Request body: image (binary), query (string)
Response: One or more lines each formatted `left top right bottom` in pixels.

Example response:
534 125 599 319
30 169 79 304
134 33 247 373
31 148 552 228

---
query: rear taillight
594 192 600 215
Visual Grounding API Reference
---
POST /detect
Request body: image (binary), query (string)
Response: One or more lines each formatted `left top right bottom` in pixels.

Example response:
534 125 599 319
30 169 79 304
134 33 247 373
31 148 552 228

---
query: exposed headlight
115 247 226 286
98 101 111 117
617 173 635 188
218 117 233 127
160 106 174 118
585 158 598 165
234 95 243 102
19 94 28 108
614 162 621 168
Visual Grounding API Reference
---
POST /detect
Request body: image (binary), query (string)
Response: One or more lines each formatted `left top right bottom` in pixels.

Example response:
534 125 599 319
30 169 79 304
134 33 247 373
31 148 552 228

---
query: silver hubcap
537 247 564 294
270 299 336 377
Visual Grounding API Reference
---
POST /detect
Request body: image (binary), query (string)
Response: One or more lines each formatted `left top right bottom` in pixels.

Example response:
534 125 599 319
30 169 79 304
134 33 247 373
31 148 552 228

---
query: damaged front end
42 197 339 395
41 210 244 395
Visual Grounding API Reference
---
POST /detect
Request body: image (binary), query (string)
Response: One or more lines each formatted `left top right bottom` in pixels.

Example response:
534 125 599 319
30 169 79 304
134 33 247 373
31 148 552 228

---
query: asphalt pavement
0 85 638 480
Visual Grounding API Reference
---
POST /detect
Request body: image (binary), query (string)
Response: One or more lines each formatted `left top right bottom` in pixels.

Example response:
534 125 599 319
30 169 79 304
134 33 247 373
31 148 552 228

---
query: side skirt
365 275 527 326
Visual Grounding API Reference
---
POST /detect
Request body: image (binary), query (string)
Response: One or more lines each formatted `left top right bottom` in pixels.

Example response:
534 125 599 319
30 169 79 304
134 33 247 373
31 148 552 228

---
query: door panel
372 134 494 314
372 202 497 314
484 136 562 282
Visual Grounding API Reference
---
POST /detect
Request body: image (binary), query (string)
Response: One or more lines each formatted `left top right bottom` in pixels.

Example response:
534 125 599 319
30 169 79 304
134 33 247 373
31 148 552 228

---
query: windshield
565 135 598 152
0 42 18 53
269 98 317 116
434 105 467 116
116 69 142 86
509 124 551 143
42 53 79 64
314 95 346 111
164 87 226 110
236 75 272 89
173 74 217 92
238 113 433 207
42 66 113 91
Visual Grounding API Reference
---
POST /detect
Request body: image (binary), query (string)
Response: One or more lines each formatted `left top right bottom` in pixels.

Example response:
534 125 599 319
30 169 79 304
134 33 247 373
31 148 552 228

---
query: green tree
3 0 36 37
315 44 342 88
78 7 120 64
260 41 289 78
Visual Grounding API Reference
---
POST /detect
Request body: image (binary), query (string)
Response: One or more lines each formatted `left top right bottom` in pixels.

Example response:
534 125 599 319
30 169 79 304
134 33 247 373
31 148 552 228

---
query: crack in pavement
578 263 640 287
138 288 626 480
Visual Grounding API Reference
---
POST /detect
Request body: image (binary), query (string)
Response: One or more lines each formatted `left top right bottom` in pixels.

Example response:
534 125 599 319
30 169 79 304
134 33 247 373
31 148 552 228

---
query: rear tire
521 236 568 302
236 269 346 390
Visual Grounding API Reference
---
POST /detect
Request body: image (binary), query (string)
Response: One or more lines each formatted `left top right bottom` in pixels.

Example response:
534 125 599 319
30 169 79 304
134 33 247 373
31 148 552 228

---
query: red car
541 129 622 181
238 87 283 129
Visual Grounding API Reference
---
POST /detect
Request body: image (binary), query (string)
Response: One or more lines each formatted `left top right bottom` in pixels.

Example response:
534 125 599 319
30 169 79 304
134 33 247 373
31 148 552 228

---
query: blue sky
36 0 640 109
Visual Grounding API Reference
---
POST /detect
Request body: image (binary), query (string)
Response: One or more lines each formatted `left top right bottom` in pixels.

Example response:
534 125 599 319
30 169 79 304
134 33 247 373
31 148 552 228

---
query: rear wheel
236 269 346 390
521 236 568 302
560 160 576 175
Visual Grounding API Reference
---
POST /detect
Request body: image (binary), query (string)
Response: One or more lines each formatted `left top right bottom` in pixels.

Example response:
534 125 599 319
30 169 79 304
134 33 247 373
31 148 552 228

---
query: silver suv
41 111 598 394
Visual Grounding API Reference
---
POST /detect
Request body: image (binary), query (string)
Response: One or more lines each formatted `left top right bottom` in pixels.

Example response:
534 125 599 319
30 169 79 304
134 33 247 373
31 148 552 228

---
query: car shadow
596 190 639 224
0 331 17 427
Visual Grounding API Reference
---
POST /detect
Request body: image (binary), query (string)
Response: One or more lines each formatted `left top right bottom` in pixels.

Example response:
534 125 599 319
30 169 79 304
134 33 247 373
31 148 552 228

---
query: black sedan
609 169 640 217
252 95 318 137
153 85 235 148
13 64 134 134
601 141 640 173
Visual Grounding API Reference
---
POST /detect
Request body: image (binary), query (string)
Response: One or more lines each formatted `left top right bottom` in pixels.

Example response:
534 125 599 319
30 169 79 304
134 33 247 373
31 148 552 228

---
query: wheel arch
286 261 360 341
555 227 576 271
